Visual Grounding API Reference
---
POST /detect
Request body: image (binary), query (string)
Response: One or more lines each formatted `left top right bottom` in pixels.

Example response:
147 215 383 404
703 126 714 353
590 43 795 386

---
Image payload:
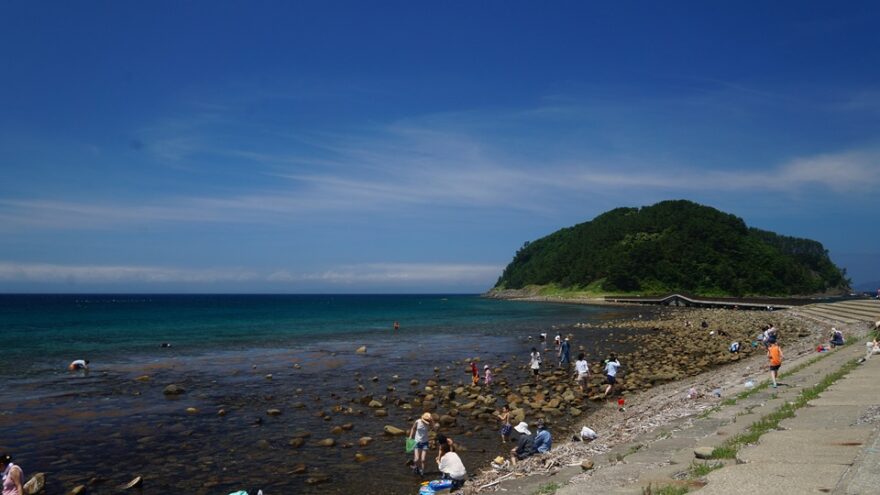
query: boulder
384 425 406 436
289 438 305 448
68 486 86 495
356 346 367 354
580 459 594 470
23 473 45 495
439 415 456 426
317 438 336 447
358 436 373 446
368 400 383 408
266 408 282 416
162 384 185 395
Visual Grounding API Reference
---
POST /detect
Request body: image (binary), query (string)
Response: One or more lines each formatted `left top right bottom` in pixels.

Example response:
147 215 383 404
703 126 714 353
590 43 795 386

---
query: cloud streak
0 262 502 287
3 96 878 231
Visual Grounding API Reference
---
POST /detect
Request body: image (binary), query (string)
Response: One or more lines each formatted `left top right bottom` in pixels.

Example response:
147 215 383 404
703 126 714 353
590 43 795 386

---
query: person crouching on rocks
409 412 434 476
510 421 537 465
437 441 467 491
534 419 552 454
0 454 24 495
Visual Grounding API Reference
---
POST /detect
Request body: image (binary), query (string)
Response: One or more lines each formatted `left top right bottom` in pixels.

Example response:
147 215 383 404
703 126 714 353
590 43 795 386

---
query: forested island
493 200 849 297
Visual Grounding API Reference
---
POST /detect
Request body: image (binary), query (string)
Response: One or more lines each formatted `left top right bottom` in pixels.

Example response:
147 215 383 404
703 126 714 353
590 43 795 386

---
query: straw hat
513 421 531 435
421 412 432 422
493 456 505 465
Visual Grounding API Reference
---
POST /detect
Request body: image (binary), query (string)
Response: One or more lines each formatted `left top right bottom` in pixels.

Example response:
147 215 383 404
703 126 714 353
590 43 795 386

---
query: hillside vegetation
494 200 849 297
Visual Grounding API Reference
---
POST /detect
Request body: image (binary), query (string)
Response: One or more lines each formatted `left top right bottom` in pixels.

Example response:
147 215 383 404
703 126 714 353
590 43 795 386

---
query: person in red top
768 342 783 388
470 362 479 386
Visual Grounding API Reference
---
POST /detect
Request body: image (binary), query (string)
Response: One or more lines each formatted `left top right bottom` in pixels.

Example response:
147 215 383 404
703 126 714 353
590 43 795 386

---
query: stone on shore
358 436 373 446
317 438 336 447
580 459 594 470
267 408 282 416
694 447 715 459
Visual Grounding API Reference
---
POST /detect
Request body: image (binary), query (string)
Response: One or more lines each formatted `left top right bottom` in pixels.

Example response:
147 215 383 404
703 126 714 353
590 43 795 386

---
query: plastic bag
405 437 417 453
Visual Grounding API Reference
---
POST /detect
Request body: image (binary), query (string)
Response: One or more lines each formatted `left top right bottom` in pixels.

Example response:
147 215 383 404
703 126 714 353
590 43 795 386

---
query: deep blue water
0 294 622 374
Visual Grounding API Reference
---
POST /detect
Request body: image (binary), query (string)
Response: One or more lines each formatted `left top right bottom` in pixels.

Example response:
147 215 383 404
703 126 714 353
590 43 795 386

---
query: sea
0 294 646 494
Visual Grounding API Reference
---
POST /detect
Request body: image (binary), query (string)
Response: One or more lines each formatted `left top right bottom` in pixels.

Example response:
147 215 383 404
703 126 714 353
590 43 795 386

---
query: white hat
484 364 489 369
514 421 531 435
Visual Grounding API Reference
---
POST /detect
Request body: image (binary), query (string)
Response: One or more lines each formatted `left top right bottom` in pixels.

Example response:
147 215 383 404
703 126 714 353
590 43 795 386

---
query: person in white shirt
529 348 542 382
574 353 590 394
437 441 466 490
68 359 89 371
603 353 621 398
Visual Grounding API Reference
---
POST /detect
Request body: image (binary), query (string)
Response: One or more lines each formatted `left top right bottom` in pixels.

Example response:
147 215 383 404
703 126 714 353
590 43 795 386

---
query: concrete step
794 307 861 324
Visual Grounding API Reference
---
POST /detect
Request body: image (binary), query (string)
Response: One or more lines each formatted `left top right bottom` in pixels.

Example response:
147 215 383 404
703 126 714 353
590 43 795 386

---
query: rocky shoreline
458 306 848 494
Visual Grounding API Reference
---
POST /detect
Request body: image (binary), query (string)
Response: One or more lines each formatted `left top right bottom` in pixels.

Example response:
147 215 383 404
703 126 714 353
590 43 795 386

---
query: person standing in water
68 359 89 371
409 412 434 476
496 404 512 443
558 337 571 368
483 365 492 387
470 362 479 386
529 348 542 382
574 352 590 394
393 321 400 331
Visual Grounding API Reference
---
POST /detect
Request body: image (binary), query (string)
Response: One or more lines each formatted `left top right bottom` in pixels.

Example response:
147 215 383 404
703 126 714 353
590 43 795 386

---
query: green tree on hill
494 200 849 296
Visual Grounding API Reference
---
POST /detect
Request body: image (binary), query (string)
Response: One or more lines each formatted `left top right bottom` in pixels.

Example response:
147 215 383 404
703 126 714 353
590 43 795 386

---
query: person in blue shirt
558 337 571 368
533 419 552 454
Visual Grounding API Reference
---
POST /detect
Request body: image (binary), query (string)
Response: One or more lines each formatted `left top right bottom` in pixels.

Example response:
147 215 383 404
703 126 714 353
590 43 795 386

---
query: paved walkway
498 299 880 495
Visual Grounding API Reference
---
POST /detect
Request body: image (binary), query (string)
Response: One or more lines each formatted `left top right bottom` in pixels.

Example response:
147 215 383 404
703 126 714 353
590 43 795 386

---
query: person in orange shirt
768 342 783 388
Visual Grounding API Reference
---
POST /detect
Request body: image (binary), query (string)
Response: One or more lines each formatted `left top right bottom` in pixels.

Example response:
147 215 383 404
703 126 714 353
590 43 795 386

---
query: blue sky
1 1 878 293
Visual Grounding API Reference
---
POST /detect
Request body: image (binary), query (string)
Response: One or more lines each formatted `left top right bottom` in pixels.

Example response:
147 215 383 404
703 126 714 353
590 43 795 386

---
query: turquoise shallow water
0 294 615 374
0 294 646 494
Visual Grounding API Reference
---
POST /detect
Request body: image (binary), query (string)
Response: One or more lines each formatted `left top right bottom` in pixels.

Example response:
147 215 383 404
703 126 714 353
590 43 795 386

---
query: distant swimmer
160 342 172 348
393 321 400 331
68 359 89 371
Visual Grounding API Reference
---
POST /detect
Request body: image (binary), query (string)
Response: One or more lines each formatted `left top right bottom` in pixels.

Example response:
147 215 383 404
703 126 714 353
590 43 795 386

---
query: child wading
496 404 512 443
768 342 783 388
529 348 542 382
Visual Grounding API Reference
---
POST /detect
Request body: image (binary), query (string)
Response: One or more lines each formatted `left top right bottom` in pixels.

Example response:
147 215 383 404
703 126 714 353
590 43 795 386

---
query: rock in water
23 473 45 495
68 486 86 495
185 407 198 414
356 346 367 354
358 436 373 446
292 463 307 474
317 438 336 447
289 438 305 448
384 425 406 436
266 408 282 416
118 476 142 489
163 384 185 395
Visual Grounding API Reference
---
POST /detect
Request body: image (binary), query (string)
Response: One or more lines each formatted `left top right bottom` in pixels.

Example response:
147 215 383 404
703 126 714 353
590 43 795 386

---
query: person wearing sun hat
483 364 493 387
509 421 536 465
409 412 435 476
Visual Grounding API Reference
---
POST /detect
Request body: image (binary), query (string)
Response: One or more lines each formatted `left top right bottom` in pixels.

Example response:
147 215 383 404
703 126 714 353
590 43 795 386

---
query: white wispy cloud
0 262 260 283
3 94 878 231
0 262 502 286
